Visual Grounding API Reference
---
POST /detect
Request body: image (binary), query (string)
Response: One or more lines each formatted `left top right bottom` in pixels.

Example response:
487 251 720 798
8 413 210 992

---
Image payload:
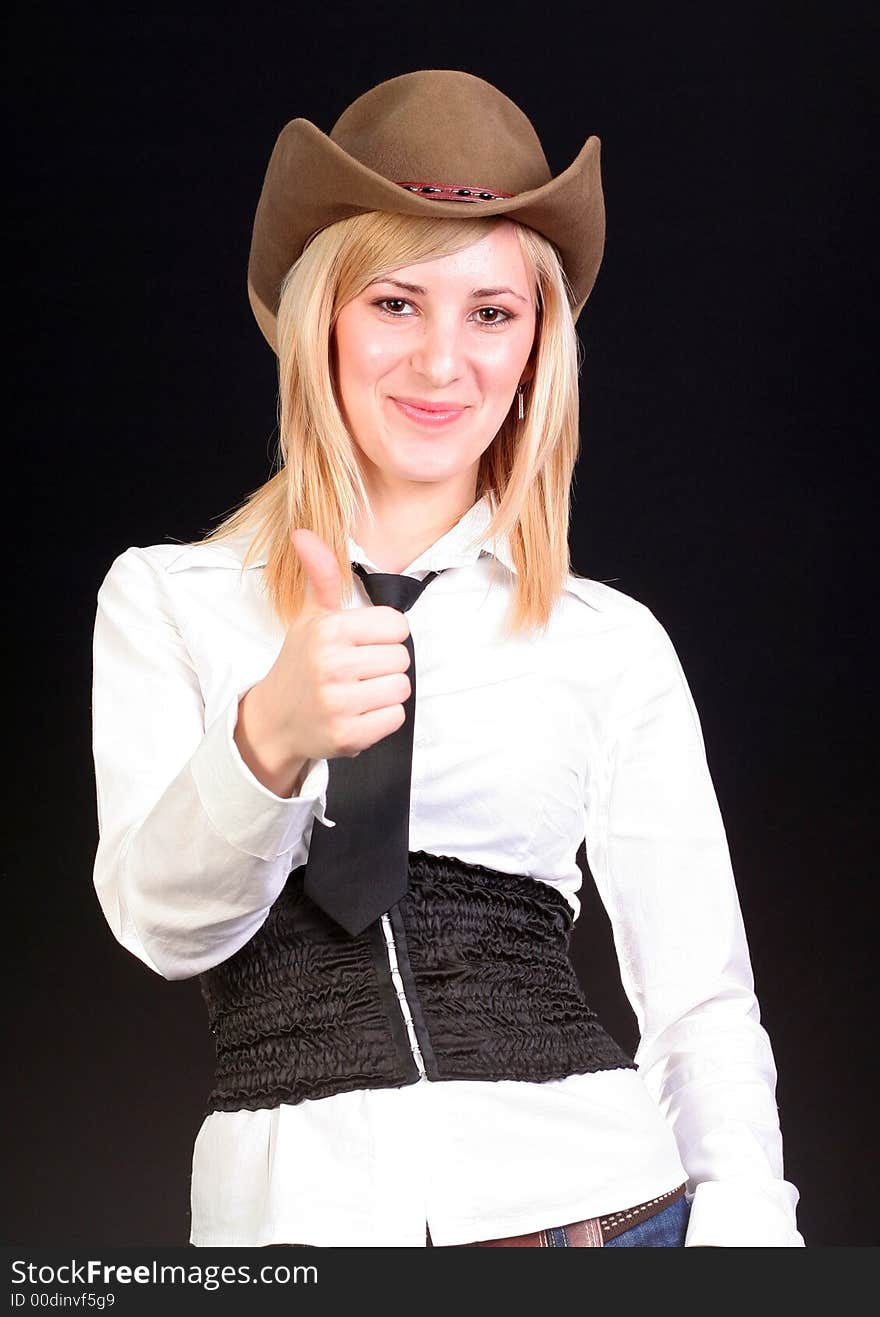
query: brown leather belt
426 1183 688 1247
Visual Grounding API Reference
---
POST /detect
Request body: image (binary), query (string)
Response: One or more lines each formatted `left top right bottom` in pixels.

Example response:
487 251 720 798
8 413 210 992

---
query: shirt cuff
189 690 336 861
685 1178 805 1247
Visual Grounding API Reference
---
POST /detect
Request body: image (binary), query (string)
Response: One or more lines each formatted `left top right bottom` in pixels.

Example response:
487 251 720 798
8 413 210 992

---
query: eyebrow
366 277 529 304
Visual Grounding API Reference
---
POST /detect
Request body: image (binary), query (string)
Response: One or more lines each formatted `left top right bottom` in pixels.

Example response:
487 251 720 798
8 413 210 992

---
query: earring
516 384 525 421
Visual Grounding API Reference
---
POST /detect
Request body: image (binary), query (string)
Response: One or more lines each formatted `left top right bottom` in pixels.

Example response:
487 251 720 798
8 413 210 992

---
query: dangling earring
516 384 525 421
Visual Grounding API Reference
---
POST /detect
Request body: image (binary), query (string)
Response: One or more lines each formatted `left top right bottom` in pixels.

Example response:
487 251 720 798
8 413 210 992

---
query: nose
408 313 464 387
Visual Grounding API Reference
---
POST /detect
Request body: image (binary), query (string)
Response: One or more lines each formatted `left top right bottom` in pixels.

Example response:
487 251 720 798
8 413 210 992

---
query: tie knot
352 563 441 612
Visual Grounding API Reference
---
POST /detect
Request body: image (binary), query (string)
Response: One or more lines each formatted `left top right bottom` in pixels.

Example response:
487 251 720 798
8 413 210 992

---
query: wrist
235 684 308 798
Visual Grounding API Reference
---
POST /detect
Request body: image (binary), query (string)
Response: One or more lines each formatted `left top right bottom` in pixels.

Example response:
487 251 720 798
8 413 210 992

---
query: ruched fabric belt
198 849 636 1115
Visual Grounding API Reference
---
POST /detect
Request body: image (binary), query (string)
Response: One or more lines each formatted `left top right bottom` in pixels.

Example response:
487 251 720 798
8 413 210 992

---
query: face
331 220 537 505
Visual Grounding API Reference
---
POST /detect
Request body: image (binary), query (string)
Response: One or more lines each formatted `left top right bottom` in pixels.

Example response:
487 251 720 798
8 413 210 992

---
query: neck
352 482 480 574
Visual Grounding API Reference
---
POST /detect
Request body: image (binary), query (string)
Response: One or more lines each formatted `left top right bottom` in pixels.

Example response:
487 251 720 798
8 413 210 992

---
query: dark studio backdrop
5 2 876 1249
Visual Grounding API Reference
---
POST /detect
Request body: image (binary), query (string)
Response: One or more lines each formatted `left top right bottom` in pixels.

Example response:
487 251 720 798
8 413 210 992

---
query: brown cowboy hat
247 68 605 354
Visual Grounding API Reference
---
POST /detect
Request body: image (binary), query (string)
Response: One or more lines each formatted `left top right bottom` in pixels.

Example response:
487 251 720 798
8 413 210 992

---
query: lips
390 397 467 426
393 396 468 412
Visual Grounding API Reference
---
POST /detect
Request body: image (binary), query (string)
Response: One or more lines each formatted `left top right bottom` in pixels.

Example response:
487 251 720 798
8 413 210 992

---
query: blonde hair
200 209 585 637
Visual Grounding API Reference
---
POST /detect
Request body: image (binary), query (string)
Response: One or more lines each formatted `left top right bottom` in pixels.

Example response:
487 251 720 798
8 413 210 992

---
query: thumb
290 528 344 615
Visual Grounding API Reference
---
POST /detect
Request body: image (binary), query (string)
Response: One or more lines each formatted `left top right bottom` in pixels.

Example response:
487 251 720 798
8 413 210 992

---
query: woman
90 69 803 1247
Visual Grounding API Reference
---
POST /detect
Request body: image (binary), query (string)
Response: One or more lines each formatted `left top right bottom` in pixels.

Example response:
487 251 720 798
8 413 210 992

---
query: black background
5 1 876 1247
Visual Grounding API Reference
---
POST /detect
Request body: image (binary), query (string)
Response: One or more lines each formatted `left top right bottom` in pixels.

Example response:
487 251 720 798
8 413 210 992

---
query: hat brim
247 118 605 353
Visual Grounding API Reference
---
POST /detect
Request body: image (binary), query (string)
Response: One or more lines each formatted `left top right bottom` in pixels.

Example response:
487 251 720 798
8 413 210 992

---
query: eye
371 298 515 329
474 307 513 328
374 297 414 316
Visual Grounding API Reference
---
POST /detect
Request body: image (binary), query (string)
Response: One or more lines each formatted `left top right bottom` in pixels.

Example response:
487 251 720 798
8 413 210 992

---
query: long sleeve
583 604 804 1246
90 546 335 981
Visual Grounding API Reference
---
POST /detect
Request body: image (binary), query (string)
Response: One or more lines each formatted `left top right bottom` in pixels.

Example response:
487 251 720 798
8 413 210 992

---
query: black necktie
302 563 443 936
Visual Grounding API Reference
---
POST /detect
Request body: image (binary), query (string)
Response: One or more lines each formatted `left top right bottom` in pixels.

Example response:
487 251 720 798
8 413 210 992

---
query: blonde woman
90 70 803 1248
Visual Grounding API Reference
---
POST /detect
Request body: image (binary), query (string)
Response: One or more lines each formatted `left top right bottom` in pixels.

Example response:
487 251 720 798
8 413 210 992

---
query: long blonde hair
200 210 585 636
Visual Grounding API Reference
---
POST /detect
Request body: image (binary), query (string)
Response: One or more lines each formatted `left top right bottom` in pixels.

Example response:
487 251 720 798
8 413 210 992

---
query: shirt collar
166 493 517 577
347 493 516 577
160 494 607 610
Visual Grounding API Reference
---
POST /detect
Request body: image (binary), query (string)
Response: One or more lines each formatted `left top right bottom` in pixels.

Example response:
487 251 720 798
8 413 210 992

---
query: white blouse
90 494 804 1247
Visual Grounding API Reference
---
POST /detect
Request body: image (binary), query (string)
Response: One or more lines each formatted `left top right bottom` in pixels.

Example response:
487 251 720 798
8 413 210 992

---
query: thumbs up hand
234 529 412 795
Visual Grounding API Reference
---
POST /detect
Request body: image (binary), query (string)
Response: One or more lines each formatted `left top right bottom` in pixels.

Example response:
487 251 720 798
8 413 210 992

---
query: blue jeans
605 1195 691 1247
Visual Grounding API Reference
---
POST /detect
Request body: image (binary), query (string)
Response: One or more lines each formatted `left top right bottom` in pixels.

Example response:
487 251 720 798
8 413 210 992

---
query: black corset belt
198 849 636 1115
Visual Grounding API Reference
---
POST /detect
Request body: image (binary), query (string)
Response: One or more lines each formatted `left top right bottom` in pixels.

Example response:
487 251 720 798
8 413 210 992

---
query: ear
520 368 535 387
519 346 538 387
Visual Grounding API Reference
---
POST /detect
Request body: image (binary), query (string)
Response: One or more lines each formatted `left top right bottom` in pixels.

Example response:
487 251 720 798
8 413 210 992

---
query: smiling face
331 219 538 508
